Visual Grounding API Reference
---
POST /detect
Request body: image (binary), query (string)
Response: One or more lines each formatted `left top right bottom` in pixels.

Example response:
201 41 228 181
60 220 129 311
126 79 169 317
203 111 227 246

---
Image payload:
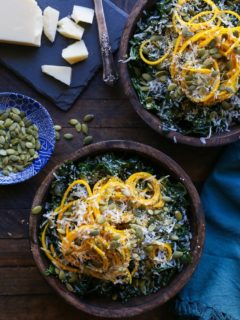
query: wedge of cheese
0 0 43 47
43 6 60 43
58 17 84 40
71 5 95 24
41 65 72 86
62 40 89 65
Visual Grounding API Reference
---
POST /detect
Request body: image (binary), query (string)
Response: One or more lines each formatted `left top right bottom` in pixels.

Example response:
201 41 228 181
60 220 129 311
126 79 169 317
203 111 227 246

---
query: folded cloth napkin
175 141 240 320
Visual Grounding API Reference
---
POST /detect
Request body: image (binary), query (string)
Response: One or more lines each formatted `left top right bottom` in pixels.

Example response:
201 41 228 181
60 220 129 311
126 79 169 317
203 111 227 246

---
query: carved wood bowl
29 140 205 318
119 0 240 147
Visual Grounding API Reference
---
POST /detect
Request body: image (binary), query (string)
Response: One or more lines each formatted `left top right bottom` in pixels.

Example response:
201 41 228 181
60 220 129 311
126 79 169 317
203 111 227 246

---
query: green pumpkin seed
196 48 206 58
31 205 42 215
175 210 182 220
90 229 100 236
59 270 65 281
11 114 21 122
172 251 183 259
222 101 232 110
81 123 88 135
148 224 156 232
83 136 93 145
66 283 74 292
2 169 9 176
54 125 62 131
26 142 34 149
142 73 153 81
75 123 82 133
167 83 177 91
55 132 60 141
182 27 193 38
0 149 7 156
203 59 213 68
4 119 13 128
83 114 95 123
69 119 79 126
64 133 73 140
212 53 222 59
0 136 5 144
97 216 106 224
6 149 15 155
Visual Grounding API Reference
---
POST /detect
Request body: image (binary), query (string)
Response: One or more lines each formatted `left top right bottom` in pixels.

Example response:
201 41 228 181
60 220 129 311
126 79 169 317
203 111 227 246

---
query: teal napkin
175 142 240 320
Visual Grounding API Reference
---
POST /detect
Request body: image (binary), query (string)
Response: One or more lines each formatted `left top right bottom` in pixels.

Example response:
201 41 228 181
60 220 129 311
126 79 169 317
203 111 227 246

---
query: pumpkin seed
75 123 82 133
83 136 93 146
84 114 95 122
172 251 183 259
182 27 193 38
203 59 213 68
31 205 42 215
97 216 106 224
59 270 65 281
69 119 79 126
6 149 15 155
222 101 232 110
66 283 74 292
167 83 177 91
64 133 73 140
0 149 7 156
142 73 153 81
148 224 156 232
81 123 88 135
90 229 100 236
54 125 62 131
4 119 13 128
55 132 60 141
212 53 222 59
175 210 182 220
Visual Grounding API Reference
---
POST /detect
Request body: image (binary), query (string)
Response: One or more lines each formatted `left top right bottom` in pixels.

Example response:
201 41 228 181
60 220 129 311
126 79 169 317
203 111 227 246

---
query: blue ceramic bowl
0 92 55 185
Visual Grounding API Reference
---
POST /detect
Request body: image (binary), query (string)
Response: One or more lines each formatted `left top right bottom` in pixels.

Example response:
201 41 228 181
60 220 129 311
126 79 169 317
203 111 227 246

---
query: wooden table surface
0 1 225 319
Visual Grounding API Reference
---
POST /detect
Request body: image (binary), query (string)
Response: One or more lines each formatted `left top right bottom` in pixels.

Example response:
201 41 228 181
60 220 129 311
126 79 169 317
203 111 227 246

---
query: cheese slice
41 65 72 86
58 17 84 40
62 40 89 65
43 6 60 43
0 0 43 47
71 5 95 24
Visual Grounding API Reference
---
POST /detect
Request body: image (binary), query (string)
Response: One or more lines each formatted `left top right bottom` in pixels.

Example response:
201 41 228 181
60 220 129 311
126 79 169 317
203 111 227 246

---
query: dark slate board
0 0 127 111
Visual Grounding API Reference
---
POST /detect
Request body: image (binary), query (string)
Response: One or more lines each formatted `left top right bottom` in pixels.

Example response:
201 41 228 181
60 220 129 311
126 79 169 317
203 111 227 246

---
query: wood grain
0 0 227 319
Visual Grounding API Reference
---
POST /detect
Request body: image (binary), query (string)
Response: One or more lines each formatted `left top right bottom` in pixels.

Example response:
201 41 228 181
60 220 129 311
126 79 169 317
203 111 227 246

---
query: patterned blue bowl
0 92 55 185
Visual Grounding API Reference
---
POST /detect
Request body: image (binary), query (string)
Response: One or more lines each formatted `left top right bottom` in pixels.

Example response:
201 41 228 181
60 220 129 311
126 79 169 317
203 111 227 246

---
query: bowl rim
29 140 205 318
0 92 55 185
118 0 240 147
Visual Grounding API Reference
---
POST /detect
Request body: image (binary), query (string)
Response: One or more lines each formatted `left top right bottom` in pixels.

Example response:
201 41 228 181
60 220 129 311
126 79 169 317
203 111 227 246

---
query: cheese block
58 17 84 40
43 6 60 43
71 5 95 24
0 0 43 47
62 40 89 65
41 65 72 86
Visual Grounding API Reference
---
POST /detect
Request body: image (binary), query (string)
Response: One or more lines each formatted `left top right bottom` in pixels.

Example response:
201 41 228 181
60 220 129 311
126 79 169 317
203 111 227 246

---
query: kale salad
127 0 240 140
40 153 192 302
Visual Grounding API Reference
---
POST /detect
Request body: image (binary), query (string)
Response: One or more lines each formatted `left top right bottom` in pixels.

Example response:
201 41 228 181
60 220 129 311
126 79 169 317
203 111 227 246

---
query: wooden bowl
119 0 240 147
29 140 205 318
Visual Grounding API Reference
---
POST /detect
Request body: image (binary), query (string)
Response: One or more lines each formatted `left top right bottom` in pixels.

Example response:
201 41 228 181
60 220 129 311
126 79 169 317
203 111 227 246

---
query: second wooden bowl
119 0 240 147
29 140 205 318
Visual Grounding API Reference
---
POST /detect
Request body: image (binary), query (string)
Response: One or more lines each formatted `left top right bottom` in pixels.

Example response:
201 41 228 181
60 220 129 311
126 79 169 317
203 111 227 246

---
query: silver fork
93 0 119 86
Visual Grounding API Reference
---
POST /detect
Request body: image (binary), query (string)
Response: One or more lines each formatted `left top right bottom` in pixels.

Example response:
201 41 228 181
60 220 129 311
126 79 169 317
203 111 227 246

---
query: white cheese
43 6 60 43
71 5 95 24
0 0 43 47
58 17 84 40
41 65 72 86
62 40 89 65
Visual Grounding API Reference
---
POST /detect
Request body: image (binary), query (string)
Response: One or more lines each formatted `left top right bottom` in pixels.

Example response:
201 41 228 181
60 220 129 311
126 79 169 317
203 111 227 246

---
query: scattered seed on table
83 135 93 145
69 119 79 126
64 133 73 140
81 123 88 135
83 114 95 123
54 125 62 131
75 123 82 133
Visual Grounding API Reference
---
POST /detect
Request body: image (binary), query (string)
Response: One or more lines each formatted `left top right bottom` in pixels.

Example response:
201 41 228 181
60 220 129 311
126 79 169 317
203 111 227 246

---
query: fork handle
93 0 119 86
